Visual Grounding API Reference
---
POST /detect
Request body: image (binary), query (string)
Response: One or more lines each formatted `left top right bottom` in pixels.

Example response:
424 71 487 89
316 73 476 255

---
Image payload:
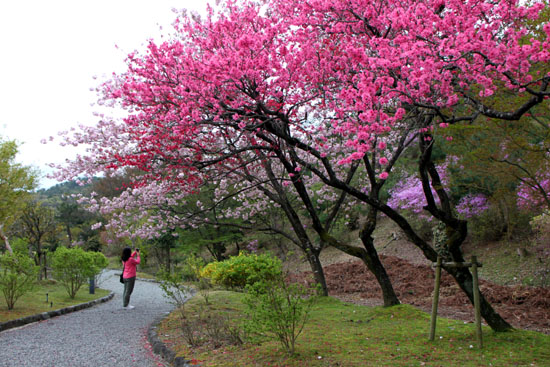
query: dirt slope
288 254 550 334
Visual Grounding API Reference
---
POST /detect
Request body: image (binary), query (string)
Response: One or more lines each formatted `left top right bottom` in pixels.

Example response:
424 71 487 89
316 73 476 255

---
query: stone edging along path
0 271 154 334
0 292 115 333
0 273 195 367
146 284 198 367
148 315 196 367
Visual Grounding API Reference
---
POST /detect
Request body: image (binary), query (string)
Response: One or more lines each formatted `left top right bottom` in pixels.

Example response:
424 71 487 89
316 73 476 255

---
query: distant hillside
37 179 95 199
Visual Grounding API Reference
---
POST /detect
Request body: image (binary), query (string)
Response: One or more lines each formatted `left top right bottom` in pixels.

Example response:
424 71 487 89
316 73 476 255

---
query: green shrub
202 252 282 290
51 247 108 298
530 209 550 242
529 210 550 286
180 254 206 282
89 251 109 285
468 207 507 242
156 267 241 348
10 238 29 255
395 211 434 241
0 252 39 309
89 251 109 271
157 267 192 307
243 277 317 355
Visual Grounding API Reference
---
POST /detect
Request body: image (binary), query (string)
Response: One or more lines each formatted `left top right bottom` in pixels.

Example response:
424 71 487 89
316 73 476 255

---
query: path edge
148 313 198 367
147 290 197 367
0 292 114 333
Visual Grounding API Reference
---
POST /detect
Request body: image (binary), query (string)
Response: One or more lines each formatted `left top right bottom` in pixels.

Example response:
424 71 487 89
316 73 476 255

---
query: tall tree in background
55 196 89 244
13 200 59 279
0 137 37 254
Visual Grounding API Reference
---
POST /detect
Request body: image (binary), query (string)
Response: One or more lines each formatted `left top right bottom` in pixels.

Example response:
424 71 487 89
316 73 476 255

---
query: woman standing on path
121 247 140 309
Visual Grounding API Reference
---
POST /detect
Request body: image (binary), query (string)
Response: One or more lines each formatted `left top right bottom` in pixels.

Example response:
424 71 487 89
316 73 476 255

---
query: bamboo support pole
429 256 483 348
429 256 442 341
471 256 483 348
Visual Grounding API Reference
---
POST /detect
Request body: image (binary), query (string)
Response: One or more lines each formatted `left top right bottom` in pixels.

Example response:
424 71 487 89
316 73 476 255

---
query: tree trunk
165 246 171 272
304 247 328 296
390 211 513 330
38 252 44 281
446 266 512 331
322 231 400 306
255 152 330 296
66 224 73 244
43 251 48 279
35 242 44 281
358 232 400 306
416 132 512 331
359 207 400 306
0 225 13 254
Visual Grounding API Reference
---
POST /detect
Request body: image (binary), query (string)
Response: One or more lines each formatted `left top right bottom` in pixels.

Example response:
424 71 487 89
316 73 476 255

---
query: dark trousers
122 276 136 307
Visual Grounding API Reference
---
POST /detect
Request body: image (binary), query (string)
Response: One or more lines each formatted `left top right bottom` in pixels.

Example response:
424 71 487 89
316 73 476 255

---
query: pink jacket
122 251 140 279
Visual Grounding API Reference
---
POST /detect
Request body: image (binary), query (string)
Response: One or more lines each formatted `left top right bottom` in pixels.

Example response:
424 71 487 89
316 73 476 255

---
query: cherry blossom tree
268 0 549 331
76 135 357 297
51 3 402 302
51 0 550 330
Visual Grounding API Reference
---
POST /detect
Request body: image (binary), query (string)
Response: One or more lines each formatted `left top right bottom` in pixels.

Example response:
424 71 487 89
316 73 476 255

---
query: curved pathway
0 270 176 367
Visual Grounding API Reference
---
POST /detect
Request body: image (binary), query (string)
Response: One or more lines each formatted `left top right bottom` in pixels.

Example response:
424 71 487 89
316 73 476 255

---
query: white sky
0 0 208 189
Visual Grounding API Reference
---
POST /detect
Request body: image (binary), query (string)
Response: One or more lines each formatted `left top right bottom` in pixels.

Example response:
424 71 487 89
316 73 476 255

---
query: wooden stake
429 256 442 341
471 255 483 348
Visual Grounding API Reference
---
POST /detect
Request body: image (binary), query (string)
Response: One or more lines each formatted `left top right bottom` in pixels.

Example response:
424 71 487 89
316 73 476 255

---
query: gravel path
0 270 178 367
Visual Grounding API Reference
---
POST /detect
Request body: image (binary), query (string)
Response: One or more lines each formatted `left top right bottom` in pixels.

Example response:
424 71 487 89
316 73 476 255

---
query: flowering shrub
517 170 550 211
387 163 450 216
456 194 490 219
200 253 282 290
389 167 490 220
246 240 259 253
199 261 222 280
387 174 429 215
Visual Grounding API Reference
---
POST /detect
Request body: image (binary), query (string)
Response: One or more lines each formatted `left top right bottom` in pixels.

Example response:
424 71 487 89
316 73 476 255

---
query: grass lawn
0 280 110 322
158 291 550 367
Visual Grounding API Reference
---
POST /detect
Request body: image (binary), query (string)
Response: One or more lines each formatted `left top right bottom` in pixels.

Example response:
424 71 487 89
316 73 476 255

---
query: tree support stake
429 256 483 348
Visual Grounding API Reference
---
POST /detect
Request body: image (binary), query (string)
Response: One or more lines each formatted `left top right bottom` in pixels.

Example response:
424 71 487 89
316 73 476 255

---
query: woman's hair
121 247 132 262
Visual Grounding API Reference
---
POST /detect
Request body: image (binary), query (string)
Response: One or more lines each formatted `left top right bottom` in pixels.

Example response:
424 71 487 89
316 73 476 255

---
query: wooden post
429 256 442 341
471 256 483 348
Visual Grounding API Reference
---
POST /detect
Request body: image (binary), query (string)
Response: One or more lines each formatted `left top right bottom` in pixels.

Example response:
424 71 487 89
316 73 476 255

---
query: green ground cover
0 280 110 322
159 291 550 367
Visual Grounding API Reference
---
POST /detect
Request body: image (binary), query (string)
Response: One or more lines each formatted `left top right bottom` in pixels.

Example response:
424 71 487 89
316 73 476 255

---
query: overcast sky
0 0 208 189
